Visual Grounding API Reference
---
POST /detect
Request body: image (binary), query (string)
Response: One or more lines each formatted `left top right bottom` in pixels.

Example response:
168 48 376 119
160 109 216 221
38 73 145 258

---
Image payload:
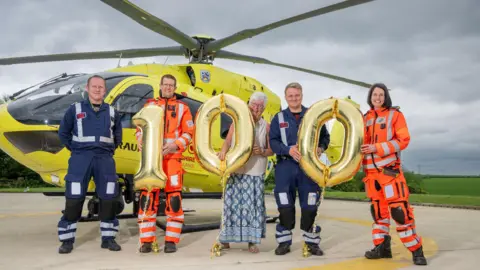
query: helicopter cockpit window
112 83 153 128
6 74 132 126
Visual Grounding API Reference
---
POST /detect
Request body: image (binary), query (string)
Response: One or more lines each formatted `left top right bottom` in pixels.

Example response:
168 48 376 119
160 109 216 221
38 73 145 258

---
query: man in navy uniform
269 82 330 256
57 75 123 254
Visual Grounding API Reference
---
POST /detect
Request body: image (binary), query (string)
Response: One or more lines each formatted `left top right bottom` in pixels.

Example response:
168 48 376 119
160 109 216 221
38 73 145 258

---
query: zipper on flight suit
164 98 169 133
371 110 381 172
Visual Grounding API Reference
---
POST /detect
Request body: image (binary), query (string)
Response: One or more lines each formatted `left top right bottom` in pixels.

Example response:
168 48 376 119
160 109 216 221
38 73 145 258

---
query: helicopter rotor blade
100 0 199 51
215 50 372 88
205 0 374 52
0 46 185 65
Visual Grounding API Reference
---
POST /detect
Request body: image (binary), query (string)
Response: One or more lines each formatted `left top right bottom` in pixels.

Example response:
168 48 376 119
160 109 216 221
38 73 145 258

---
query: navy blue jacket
58 99 122 154
269 106 330 157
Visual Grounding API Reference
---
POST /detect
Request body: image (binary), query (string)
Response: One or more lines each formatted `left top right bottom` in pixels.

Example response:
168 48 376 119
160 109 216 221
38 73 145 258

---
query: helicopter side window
180 97 231 139
112 83 153 128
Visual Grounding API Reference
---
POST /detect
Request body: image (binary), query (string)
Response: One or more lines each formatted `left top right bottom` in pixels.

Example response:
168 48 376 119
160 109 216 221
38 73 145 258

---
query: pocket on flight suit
97 174 119 200
380 174 401 202
65 174 86 199
166 170 183 192
64 154 90 199
95 156 119 200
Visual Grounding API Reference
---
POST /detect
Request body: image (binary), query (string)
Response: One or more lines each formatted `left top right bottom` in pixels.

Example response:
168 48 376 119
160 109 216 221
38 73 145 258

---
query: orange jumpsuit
135 95 194 244
362 106 423 252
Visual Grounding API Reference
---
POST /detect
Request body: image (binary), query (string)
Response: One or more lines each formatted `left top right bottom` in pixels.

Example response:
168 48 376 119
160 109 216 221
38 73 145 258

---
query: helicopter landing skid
155 215 278 233
73 209 196 223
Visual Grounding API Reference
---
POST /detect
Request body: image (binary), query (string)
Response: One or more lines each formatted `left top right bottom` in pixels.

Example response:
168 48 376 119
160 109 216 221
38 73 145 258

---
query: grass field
2 177 479 208
323 191 480 207
423 177 480 197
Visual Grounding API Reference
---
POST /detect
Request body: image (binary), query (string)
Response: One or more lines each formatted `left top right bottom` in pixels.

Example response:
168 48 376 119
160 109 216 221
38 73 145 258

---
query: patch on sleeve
279 122 289 128
187 120 194 127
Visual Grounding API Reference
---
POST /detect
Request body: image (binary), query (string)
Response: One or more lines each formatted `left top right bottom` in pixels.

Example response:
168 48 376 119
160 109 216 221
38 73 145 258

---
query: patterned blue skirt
219 173 266 244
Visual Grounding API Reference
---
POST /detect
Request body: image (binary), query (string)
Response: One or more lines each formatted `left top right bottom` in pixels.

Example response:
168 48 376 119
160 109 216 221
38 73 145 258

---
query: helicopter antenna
117 53 123 67
163 56 169 66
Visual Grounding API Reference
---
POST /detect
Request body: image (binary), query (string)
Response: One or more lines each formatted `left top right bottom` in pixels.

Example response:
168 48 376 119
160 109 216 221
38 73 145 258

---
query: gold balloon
193 93 255 258
193 93 255 180
132 104 167 192
298 97 364 187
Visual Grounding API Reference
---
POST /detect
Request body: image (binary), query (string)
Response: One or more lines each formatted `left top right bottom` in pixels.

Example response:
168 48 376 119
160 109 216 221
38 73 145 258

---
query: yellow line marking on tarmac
293 215 439 270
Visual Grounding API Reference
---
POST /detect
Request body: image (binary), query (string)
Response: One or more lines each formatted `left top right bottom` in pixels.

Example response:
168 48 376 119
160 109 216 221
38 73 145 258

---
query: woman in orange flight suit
361 83 427 266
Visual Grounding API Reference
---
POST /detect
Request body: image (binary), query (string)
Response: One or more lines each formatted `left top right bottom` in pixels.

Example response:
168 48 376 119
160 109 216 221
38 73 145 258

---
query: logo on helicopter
200 70 210 83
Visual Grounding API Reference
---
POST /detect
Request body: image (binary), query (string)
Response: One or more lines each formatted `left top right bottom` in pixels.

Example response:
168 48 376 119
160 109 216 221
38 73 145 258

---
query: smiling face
160 77 176 98
249 99 265 122
285 87 302 111
371 87 385 108
86 76 106 104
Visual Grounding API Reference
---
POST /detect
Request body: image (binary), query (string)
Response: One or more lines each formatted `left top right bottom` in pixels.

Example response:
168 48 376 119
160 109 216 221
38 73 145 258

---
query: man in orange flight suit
135 74 194 253
361 83 427 266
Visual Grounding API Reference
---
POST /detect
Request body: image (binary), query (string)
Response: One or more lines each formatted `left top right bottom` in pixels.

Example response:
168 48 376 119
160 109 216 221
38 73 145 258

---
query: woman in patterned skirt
217 91 273 253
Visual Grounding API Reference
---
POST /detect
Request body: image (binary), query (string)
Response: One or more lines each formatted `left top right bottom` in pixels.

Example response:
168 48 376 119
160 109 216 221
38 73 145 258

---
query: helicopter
0 0 372 231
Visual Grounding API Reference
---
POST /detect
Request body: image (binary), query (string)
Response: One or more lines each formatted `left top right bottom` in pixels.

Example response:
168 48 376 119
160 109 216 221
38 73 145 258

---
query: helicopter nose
0 102 64 155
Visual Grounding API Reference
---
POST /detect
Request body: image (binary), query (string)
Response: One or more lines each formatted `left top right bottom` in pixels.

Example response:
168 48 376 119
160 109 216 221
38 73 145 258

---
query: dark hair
367 83 392 108
160 74 177 87
87 75 105 86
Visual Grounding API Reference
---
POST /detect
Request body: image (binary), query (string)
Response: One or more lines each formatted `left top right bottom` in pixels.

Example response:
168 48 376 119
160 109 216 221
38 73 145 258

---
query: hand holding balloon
298 98 364 187
132 104 167 192
193 93 255 178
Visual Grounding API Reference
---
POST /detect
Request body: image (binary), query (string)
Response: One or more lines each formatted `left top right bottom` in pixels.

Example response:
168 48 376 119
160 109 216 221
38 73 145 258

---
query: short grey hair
248 91 268 106
284 82 302 94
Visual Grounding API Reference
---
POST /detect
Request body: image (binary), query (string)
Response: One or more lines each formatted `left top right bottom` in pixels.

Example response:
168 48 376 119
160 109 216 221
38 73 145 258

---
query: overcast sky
1 0 479 175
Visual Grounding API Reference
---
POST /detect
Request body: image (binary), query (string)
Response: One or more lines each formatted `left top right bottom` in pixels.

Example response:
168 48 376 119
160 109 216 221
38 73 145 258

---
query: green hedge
0 150 46 188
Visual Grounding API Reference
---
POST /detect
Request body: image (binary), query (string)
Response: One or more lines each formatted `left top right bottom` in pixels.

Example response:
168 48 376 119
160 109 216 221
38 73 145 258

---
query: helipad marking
293 215 438 270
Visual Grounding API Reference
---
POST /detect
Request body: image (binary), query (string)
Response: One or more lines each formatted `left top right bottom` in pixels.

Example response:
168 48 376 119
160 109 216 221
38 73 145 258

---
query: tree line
0 150 46 188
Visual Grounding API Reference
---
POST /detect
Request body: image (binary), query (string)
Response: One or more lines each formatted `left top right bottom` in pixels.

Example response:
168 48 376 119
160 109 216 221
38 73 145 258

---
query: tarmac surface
0 193 479 270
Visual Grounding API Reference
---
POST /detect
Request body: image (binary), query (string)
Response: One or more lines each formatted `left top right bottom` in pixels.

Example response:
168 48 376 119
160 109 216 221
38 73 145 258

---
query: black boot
139 242 152 253
274 242 291 255
306 243 324 256
164 241 177 253
412 246 427 265
101 239 121 251
58 241 74 254
365 235 393 259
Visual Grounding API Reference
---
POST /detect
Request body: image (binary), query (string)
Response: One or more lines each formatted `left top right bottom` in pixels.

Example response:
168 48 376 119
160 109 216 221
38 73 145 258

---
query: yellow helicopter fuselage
0 62 358 193
0 63 282 193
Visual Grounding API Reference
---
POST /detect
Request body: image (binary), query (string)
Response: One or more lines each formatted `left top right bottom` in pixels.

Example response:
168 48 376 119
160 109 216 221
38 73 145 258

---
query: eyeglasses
250 103 264 109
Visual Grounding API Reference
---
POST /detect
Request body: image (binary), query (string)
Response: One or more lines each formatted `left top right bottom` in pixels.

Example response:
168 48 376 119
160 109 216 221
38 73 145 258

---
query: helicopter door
106 77 158 173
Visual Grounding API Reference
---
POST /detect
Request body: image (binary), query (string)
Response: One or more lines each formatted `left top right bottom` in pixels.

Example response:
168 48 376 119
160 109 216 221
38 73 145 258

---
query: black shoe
139 242 152 253
412 246 428 265
274 242 291 255
306 243 324 256
365 235 393 259
101 239 121 251
164 241 177 253
58 241 74 254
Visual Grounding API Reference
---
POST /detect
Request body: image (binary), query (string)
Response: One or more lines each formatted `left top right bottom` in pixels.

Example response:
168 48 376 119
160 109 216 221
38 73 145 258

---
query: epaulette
391 106 401 111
